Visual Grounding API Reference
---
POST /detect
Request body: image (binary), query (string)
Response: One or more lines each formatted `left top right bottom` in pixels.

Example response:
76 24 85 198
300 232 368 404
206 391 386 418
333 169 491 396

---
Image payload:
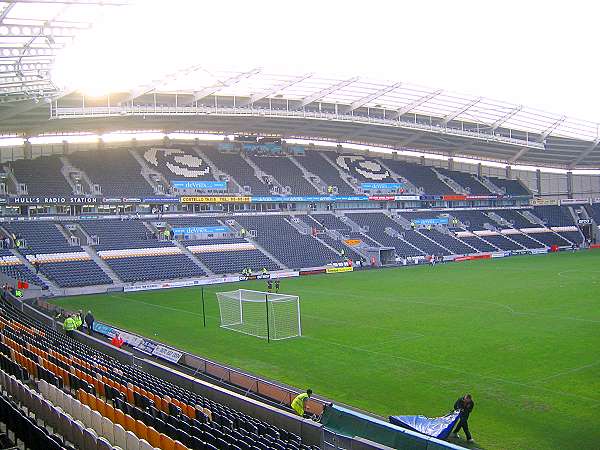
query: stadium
0 1 598 450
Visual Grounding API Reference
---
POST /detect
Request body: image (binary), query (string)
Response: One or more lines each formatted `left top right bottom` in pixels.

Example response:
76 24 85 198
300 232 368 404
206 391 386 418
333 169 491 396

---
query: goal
216 289 301 341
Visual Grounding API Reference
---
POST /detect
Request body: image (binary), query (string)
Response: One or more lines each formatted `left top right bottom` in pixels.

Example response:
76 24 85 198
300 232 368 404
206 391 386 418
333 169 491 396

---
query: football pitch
52 251 600 450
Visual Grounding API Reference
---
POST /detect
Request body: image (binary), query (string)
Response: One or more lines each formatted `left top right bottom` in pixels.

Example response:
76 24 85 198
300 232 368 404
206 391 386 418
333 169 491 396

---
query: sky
52 0 600 122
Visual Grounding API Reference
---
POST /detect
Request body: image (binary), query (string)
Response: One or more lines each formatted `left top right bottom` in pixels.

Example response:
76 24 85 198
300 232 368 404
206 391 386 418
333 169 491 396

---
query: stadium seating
296 152 355 194
486 176 531 196
79 219 164 251
479 234 524 251
529 232 572 247
140 147 216 181
2 222 80 254
585 203 600 222
249 155 318 194
68 149 154 197
382 160 454 194
345 212 426 257
332 155 396 183
235 215 340 268
458 235 498 252
308 214 352 231
203 149 271 195
450 210 493 230
0 302 317 450
508 233 546 249
6 155 73 196
532 206 575 227
493 209 538 229
0 263 47 288
105 254 204 282
436 168 491 195
39 260 112 287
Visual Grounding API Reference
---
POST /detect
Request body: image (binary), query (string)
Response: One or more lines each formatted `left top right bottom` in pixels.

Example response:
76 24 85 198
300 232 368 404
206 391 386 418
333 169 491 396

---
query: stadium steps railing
318 152 361 194
59 156 96 195
289 156 327 194
128 148 169 195
239 151 285 195
82 245 123 284
171 239 215 276
225 220 287 270
431 168 468 195
8 249 58 291
195 146 245 194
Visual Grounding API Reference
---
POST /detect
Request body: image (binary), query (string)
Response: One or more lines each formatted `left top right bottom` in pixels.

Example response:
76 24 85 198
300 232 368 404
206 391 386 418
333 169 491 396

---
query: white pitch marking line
529 361 600 383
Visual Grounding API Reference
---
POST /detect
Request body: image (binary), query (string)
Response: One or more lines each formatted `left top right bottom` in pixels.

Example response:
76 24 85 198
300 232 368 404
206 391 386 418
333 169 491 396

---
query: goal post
216 289 302 341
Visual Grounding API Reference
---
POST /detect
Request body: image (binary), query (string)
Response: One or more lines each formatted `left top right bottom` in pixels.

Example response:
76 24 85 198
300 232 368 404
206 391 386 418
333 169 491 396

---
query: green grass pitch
52 251 600 450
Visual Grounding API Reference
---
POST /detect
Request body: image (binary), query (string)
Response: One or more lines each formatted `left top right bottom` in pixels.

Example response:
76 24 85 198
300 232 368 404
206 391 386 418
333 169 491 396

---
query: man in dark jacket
84 311 95 335
451 394 474 442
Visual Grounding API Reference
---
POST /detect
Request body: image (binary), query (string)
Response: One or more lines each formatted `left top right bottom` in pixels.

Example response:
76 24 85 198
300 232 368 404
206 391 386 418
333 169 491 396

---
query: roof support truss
441 97 482 125
343 82 402 113
568 138 600 169
241 73 313 107
186 68 261 105
391 89 443 119
298 77 358 109
509 146 529 163
490 105 522 131
539 115 567 142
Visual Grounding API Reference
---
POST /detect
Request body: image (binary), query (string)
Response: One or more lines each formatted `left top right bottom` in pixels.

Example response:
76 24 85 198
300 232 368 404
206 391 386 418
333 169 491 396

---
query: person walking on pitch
451 394 475 442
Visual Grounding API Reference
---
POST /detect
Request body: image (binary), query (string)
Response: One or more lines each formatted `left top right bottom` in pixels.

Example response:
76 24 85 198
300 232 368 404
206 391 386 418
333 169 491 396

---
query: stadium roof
0 0 126 104
1 65 599 169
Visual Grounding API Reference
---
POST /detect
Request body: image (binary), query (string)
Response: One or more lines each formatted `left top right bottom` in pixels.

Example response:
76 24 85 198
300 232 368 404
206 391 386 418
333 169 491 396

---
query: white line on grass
313 288 600 324
110 294 218 320
529 361 600 383
303 335 600 405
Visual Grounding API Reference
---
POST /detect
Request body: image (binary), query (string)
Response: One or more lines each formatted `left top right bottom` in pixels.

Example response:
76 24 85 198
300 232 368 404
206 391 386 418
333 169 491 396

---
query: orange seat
114 408 126 428
125 414 136 432
135 419 148 440
174 441 187 450
147 427 161 448
159 433 175 450
95 398 106 416
78 389 87 405
87 393 97 411
104 403 115 423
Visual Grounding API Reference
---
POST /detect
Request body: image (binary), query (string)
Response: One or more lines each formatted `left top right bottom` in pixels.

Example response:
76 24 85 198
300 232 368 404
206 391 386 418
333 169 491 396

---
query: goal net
216 289 301 340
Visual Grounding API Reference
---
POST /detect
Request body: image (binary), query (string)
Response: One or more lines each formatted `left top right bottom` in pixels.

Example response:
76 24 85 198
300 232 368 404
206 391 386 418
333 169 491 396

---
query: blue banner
361 182 404 190
251 195 369 203
172 226 230 235
172 180 227 190
389 411 460 439
414 218 449 225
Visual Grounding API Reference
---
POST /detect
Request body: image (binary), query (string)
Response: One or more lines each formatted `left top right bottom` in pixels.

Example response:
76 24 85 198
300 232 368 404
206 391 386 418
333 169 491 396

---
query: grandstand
0 1 598 449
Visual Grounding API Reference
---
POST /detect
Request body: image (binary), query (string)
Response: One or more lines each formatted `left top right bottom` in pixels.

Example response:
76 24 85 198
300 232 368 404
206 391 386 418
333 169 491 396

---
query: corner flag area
52 251 600 450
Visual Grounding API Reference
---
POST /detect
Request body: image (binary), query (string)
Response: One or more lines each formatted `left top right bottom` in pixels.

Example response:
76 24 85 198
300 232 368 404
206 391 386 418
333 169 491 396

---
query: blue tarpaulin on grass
389 410 460 439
